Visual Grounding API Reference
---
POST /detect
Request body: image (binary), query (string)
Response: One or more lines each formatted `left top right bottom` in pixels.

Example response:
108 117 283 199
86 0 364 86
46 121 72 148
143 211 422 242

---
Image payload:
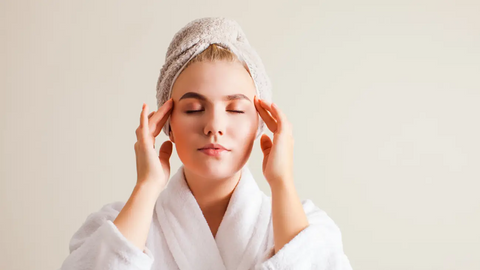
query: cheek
171 110 197 130
170 112 197 145
229 113 258 137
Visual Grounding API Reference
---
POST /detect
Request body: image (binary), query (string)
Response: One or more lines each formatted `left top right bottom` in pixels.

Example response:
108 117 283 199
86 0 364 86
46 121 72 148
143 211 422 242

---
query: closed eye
185 110 202 114
185 110 245 114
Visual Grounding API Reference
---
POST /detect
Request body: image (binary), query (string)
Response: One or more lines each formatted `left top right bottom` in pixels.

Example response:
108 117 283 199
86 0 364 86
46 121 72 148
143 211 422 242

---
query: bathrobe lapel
155 164 272 270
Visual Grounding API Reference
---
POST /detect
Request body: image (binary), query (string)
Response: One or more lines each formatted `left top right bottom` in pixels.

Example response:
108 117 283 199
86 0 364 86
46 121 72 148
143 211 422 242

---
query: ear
168 124 175 143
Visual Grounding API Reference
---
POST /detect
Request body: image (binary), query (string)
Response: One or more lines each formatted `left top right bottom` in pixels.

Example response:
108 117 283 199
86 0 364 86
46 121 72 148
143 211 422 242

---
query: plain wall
1 0 479 269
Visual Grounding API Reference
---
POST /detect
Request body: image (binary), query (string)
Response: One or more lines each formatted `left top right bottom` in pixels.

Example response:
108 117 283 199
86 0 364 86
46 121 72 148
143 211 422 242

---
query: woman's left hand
254 96 295 187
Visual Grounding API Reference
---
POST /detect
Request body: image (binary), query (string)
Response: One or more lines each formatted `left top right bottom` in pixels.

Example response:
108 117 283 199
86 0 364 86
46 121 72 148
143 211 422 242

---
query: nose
203 107 226 137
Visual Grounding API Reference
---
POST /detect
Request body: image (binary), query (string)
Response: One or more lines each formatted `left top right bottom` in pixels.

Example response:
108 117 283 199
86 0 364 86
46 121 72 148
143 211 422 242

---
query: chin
198 160 231 174
185 158 236 179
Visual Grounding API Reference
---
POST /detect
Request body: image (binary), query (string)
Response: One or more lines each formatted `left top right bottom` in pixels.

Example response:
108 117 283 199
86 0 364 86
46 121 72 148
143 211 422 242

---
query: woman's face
169 60 259 179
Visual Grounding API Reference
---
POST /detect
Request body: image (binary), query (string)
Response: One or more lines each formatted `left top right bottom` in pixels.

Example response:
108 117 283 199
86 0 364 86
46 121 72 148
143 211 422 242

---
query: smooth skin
253 95 309 254
113 100 174 253
166 60 258 239
114 94 309 255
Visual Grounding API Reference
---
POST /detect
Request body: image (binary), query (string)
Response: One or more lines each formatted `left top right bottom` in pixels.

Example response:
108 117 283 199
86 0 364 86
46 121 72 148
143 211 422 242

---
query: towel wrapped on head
156 17 273 140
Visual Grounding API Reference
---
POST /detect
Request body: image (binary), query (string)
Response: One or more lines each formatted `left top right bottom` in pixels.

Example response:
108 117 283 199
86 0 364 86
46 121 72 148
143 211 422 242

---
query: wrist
135 180 164 197
269 178 295 193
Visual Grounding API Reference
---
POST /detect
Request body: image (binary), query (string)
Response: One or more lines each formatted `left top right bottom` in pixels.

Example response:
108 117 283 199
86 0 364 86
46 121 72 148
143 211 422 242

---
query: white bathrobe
59 164 353 270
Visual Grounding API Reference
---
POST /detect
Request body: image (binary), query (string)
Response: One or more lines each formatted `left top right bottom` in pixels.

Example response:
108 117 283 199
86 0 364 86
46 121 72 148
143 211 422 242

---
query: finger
138 103 152 145
148 111 155 119
254 96 275 124
254 96 277 133
140 103 148 129
260 134 273 154
147 111 156 137
152 111 171 138
260 99 287 133
148 98 174 132
270 102 289 133
159 140 173 177
159 140 173 164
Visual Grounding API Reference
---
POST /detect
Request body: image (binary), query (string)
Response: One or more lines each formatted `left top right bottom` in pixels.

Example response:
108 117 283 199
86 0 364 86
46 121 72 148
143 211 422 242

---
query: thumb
260 134 273 156
159 140 173 172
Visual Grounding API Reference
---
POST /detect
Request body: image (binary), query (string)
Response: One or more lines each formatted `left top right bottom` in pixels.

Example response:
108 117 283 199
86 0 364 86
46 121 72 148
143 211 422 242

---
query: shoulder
68 201 126 252
85 201 126 221
79 201 127 230
300 199 330 223
262 195 343 239
300 199 345 249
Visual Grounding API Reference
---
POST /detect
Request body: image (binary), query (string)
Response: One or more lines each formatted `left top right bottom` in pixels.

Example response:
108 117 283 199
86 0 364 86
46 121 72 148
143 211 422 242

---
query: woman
59 17 352 270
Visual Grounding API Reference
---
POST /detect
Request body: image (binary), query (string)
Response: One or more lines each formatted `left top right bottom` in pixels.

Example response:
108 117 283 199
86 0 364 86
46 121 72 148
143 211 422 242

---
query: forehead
171 60 257 101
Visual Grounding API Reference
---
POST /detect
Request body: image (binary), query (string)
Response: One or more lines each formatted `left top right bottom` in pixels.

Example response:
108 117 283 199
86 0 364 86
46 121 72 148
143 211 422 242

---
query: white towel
59 164 353 269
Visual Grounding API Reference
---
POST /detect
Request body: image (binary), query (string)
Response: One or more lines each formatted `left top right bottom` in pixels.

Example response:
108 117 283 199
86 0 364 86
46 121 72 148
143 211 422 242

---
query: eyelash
185 110 244 114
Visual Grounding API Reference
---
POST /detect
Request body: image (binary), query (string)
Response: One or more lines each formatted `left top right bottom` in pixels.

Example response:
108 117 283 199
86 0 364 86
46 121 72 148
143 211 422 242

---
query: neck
183 167 242 218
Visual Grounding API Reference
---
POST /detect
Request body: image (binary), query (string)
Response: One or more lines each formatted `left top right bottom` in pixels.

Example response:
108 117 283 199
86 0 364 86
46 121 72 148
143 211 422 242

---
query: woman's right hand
134 98 174 192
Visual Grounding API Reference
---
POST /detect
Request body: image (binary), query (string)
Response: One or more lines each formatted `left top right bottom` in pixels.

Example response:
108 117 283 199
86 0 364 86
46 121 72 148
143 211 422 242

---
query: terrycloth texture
59 165 353 270
58 203 155 270
156 17 273 140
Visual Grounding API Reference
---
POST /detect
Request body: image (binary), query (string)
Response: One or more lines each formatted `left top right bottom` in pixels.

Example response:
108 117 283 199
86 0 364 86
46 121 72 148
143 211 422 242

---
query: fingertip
143 103 148 116
163 98 173 108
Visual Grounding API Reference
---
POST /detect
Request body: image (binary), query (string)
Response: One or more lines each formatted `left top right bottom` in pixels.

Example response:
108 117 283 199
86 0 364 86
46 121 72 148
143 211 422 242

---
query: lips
199 143 228 151
199 148 227 156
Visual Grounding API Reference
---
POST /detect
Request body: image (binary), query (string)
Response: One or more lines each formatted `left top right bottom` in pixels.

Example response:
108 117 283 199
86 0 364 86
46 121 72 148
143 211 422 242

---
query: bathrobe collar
155 164 271 270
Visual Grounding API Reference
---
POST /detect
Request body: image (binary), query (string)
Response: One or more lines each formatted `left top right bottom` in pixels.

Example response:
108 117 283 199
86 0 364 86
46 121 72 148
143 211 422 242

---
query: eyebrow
178 92 251 102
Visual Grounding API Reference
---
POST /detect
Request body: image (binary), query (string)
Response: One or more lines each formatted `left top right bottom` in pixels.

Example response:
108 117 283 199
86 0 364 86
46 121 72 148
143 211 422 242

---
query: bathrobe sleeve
255 199 353 270
58 201 154 270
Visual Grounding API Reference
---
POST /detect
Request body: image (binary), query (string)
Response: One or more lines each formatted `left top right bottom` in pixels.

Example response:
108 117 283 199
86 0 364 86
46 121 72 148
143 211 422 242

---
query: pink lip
199 143 228 151
199 148 228 157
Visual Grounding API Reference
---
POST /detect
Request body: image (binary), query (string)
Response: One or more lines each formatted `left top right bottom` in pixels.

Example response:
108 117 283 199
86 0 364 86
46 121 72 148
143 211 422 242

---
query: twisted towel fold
156 17 273 140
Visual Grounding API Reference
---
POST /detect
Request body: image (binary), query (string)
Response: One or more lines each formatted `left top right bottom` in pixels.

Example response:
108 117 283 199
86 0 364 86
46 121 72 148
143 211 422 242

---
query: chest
205 215 224 238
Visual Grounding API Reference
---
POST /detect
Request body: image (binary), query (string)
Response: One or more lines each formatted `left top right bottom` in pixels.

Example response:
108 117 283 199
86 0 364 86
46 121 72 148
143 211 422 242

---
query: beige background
1 1 479 269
